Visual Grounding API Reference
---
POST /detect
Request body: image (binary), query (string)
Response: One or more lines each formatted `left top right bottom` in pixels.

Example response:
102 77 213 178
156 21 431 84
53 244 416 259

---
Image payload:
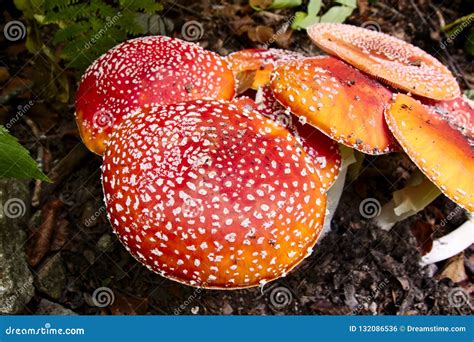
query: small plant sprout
75 36 235 155
307 23 460 100
101 99 328 289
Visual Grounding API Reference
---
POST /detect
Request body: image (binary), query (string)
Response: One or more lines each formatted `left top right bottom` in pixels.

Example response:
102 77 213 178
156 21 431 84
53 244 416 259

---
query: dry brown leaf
249 0 273 10
438 253 467 284
247 25 274 44
410 220 434 256
27 199 63 267
50 218 70 251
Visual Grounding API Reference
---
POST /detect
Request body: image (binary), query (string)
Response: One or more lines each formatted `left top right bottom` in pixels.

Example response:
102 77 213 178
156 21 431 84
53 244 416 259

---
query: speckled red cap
422 95 474 142
226 48 304 93
101 99 327 289
76 36 235 155
385 94 473 212
307 23 460 100
271 56 397 154
236 86 342 190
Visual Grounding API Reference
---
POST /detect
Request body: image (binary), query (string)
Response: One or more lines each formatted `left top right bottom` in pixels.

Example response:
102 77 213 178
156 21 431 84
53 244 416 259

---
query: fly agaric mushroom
307 23 460 100
376 94 473 264
76 36 235 155
271 56 397 154
235 86 345 237
226 48 304 94
251 85 342 191
101 99 327 289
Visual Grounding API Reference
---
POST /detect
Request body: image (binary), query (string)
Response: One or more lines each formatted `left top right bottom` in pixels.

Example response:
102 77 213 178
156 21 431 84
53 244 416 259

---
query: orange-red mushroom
226 48 304 93
385 94 474 212
76 36 235 155
101 99 327 289
233 88 341 191
307 23 460 100
271 56 397 154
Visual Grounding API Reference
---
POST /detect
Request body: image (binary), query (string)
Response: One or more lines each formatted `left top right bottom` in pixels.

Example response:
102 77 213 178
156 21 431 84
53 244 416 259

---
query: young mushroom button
75 36 235 155
307 23 460 100
101 99 327 289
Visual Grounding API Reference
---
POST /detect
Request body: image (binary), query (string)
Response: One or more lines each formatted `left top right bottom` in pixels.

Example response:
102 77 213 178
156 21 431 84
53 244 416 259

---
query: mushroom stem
420 212 474 266
320 145 356 238
375 170 441 231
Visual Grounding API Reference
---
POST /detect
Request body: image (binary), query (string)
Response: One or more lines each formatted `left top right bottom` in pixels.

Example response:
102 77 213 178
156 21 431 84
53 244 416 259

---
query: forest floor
0 0 473 315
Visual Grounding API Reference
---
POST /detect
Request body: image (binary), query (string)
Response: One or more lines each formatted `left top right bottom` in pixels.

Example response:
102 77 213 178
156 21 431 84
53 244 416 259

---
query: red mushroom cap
307 23 460 100
422 95 474 141
385 94 474 212
226 48 304 93
76 36 235 155
271 56 397 154
101 99 327 289
247 86 342 190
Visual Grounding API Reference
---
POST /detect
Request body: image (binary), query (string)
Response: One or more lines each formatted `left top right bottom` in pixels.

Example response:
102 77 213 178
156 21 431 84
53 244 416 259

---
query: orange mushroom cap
307 23 460 100
385 94 474 212
102 99 327 289
226 48 304 93
271 56 397 154
422 95 474 141
76 36 235 155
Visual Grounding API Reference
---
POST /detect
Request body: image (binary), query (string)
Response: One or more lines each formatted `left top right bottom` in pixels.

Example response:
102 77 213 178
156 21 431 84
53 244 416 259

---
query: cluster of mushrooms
75 23 473 289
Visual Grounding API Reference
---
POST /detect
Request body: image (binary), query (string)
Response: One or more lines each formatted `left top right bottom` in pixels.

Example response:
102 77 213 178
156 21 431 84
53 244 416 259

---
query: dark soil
1 0 473 315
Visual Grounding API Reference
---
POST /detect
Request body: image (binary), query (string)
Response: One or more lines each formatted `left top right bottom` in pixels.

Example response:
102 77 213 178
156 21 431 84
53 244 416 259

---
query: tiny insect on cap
271 56 397 154
75 36 235 155
101 99 327 289
307 23 460 101
385 94 474 212
226 48 304 93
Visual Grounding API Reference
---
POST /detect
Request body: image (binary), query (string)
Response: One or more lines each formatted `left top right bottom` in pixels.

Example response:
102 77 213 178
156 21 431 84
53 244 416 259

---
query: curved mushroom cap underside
101 99 327 289
307 23 460 100
76 36 235 155
385 94 474 212
271 56 397 154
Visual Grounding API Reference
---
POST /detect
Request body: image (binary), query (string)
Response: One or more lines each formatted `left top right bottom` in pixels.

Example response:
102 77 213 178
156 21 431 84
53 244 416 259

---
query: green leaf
307 0 322 16
319 5 354 23
0 126 51 182
464 89 474 100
